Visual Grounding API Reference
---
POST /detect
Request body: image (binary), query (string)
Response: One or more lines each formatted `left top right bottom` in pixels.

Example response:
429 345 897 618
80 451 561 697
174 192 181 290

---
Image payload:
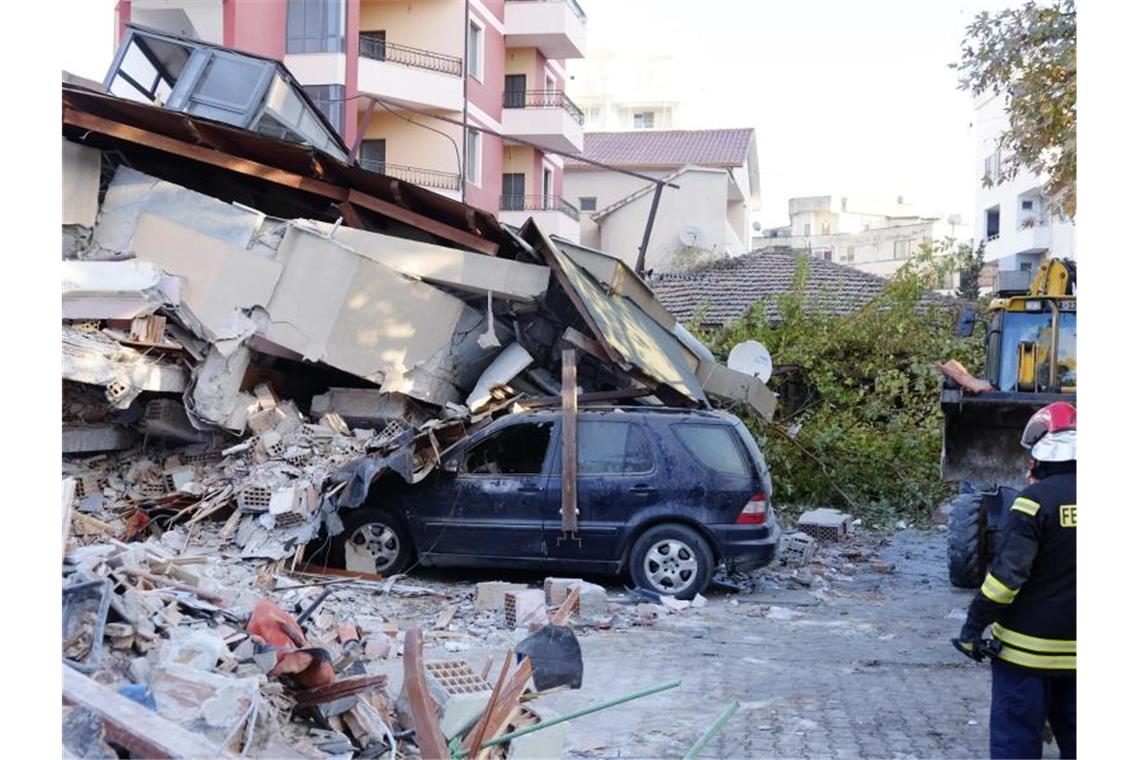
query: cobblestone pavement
406 529 1062 759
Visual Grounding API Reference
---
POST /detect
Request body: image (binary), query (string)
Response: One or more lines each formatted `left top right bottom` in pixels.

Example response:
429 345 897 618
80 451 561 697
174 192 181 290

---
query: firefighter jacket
964 470 1076 674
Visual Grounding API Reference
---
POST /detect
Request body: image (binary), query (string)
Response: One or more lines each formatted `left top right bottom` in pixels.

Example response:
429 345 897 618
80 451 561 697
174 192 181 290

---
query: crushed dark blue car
323 407 779 599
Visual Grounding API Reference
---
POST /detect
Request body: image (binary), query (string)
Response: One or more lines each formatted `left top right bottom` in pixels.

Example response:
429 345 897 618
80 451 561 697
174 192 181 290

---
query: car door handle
517 485 541 494
629 484 657 495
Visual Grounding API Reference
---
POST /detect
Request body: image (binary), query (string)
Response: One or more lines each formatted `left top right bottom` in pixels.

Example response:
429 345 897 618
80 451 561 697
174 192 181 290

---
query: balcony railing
358 37 463 77
503 89 585 125
360 159 462 191
508 0 587 23
500 194 580 221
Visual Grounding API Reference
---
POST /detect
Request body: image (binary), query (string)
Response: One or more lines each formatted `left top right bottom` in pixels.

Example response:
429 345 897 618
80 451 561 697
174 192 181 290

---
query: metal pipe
1048 300 1060 390
467 679 681 754
635 182 665 276
682 701 741 759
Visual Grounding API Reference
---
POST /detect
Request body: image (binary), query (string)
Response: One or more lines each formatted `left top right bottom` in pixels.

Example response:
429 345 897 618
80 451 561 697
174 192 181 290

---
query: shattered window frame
460 420 555 476
104 26 349 162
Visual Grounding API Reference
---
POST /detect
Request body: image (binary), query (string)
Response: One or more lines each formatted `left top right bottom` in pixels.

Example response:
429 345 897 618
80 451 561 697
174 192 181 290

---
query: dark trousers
990 659 1077 759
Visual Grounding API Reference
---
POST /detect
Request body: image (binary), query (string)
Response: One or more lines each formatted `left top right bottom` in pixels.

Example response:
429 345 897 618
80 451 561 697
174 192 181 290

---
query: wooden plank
291 565 385 583
350 97 378 162
63 665 234 758
551 586 581 626
62 477 77 556
561 349 579 535
403 630 449 760
347 190 499 256
337 201 368 230
476 657 535 760
62 107 498 257
118 567 225 605
465 648 513 755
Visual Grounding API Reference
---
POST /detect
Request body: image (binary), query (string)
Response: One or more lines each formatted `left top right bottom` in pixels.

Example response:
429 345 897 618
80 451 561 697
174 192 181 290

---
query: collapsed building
61 28 776 758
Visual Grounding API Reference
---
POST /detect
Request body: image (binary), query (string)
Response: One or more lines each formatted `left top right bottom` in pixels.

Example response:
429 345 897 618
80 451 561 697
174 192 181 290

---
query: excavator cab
941 258 1075 587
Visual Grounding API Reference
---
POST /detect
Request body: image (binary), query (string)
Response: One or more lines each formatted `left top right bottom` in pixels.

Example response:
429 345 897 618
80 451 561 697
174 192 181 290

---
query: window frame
467 17 485 82
465 128 482 186
459 420 556 477
286 0 347 55
579 196 598 212
670 422 754 478
572 419 656 476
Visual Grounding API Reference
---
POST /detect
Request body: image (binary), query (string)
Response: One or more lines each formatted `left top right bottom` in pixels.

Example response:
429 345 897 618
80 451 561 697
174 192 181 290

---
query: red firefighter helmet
1021 402 1077 462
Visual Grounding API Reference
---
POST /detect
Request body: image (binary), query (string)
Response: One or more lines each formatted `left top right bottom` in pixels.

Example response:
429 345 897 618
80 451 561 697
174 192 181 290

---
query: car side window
462 421 553 475
578 420 654 475
671 423 752 476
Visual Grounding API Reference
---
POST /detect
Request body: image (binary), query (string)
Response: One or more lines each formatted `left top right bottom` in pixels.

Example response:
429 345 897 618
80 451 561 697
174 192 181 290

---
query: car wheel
947 492 987 589
629 523 713 600
334 508 414 576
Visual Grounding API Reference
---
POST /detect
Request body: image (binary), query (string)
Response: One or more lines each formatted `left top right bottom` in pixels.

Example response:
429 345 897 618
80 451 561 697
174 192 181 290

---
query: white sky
58 0 1008 230
574 0 1009 230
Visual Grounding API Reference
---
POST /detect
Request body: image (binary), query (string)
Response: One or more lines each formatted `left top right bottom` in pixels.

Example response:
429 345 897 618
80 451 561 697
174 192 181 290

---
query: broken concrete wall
94 166 265 257
62 260 181 320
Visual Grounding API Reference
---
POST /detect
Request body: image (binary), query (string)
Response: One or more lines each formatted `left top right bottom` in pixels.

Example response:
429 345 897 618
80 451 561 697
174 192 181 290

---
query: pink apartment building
114 0 587 240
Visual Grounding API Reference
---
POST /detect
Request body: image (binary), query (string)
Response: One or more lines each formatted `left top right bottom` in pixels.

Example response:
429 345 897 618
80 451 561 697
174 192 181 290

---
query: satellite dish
679 226 702 247
728 340 773 383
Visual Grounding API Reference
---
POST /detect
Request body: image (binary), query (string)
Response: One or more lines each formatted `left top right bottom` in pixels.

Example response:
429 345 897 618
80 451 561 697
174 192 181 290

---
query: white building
973 92 1075 272
752 195 971 280
566 49 682 131
563 128 760 273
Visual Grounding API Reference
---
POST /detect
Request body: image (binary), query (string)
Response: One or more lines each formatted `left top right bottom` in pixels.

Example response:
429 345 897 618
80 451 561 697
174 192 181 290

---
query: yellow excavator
941 258 1076 587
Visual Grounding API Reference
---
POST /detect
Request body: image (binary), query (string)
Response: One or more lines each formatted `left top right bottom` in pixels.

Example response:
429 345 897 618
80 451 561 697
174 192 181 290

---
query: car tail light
736 493 768 525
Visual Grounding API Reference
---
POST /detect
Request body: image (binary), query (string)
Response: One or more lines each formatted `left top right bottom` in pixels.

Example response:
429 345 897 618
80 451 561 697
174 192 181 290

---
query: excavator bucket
940 389 1074 490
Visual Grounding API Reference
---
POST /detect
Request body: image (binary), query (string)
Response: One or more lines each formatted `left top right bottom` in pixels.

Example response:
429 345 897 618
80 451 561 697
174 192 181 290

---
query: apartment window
821 221 831 235
467 19 484 80
633 111 655 129
802 223 811 236
543 167 554 201
501 174 525 210
1021 199 1034 211
844 246 855 263
301 84 345 136
286 0 346 54
579 196 597 212
984 149 1002 181
893 239 911 260
465 128 481 185
985 206 1001 238
360 139 386 172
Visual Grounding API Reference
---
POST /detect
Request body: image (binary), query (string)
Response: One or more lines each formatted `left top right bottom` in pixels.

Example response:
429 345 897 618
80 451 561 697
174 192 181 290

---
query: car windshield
996 311 1076 391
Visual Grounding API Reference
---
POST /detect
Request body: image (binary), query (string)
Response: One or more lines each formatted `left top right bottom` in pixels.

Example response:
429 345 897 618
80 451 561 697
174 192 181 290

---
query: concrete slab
63 139 101 227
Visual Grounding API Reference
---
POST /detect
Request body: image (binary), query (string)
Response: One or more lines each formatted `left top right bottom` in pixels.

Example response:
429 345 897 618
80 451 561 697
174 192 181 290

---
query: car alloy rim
345 523 400 574
643 538 699 594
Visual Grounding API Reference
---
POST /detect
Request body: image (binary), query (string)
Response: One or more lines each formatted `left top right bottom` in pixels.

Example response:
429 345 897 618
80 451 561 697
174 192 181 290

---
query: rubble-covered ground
385 530 1063 760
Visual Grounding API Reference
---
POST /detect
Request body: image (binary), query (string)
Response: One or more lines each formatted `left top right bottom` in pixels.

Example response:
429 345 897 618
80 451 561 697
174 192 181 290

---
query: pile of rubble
61 66 779 756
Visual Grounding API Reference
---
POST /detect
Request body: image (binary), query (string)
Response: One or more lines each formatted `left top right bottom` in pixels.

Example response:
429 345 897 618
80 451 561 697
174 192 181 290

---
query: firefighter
953 401 1076 759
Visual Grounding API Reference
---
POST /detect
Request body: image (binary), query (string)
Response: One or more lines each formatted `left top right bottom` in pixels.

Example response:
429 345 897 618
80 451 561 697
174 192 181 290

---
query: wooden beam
350 97 377 162
402 630 449 760
62 107 499 256
336 201 368 230
347 190 499 256
63 666 234 758
561 348 579 535
63 107 348 200
517 387 653 409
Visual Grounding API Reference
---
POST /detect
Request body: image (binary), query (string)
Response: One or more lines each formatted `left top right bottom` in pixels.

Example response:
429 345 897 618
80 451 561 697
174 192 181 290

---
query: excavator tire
947 492 987 589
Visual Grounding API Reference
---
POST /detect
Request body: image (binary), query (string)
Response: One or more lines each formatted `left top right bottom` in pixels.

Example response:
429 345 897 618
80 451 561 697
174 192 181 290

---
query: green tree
953 0 1076 217
956 240 986 301
695 250 984 525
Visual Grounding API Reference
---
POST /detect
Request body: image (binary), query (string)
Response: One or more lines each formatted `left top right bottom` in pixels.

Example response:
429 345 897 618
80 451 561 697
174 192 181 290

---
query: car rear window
578 420 654 474
672 423 752 477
